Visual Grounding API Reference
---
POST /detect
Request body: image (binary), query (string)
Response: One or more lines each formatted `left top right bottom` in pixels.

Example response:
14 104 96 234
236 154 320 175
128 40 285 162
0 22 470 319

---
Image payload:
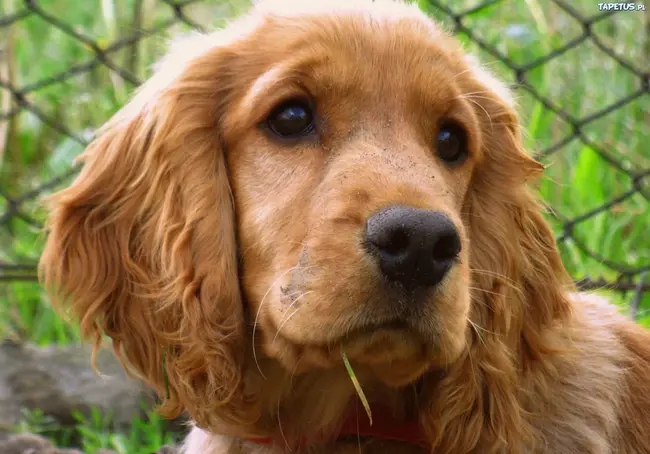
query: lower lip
344 319 413 340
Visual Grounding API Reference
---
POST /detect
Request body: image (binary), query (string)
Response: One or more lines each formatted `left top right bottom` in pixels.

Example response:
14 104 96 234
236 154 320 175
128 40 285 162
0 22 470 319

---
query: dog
39 0 650 452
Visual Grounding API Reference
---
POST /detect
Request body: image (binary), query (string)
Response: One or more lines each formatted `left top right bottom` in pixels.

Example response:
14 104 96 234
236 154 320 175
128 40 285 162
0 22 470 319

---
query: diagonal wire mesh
0 0 649 324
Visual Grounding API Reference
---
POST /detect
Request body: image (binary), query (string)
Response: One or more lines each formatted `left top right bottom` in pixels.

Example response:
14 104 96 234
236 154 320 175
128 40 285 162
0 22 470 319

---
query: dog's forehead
245 1 463 80
161 0 458 87
242 2 515 110
251 4 472 106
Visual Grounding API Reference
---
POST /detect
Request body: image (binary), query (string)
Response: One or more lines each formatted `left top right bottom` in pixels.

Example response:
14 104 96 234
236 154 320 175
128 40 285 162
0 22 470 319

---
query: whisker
467 319 488 348
252 265 305 379
468 293 491 310
468 286 505 297
277 403 291 452
457 90 522 103
469 268 519 287
450 67 473 81
466 343 480 391
460 97 493 131
455 90 493 97
289 354 305 389
469 318 497 336
460 95 500 103
273 291 314 342
273 306 306 344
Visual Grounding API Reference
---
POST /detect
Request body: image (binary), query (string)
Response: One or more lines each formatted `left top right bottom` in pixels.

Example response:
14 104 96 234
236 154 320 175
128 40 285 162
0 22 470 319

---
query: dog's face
228 4 481 385
40 0 553 433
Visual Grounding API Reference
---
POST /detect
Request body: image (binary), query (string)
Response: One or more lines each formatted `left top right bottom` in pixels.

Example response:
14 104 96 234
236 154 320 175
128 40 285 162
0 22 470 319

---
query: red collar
246 402 428 449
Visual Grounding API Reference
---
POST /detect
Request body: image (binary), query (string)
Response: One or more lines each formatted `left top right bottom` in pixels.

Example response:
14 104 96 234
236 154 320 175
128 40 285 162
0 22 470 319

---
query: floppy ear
420 60 573 453
461 60 573 332
39 32 259 430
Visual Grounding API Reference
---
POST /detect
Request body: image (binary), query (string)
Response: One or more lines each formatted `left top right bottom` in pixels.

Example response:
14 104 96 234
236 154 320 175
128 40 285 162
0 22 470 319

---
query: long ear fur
420 59 574 454
39 32 259 430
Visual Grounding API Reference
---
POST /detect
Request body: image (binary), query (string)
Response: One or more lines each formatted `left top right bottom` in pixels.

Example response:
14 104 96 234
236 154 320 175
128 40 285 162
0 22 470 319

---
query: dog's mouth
336 322 435 387
341 319 413 341
337 319 433 357
334 318 428 350
262 308 436 385
270 292 432 346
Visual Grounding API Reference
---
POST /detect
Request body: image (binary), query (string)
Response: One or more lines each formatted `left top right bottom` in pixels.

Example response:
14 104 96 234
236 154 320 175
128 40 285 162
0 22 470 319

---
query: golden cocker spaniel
39 0 650 453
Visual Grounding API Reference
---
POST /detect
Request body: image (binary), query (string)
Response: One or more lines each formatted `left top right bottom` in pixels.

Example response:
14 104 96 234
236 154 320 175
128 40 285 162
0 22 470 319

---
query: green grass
0 0 648 451
14 407 181 454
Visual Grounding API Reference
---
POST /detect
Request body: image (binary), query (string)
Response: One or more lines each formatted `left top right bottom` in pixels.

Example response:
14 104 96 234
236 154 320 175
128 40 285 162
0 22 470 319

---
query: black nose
365 206 461 289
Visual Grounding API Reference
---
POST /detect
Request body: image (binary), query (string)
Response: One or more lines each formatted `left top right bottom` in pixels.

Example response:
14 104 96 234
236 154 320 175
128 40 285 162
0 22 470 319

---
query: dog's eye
436 122 468 163
266 99 315 138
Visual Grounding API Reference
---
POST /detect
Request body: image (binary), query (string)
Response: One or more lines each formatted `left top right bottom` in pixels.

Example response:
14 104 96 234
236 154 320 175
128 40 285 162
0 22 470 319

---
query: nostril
367 216 411 256
431 232 461 262
381 226 410 255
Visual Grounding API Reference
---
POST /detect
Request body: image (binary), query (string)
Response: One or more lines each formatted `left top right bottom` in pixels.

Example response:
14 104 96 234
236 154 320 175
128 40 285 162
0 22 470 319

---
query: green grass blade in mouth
341 348 372 426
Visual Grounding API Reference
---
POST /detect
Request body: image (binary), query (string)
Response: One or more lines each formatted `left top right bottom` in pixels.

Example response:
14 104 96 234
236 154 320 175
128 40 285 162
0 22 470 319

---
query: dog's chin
342 330 435 388
260 316 461 387
340 324 467 387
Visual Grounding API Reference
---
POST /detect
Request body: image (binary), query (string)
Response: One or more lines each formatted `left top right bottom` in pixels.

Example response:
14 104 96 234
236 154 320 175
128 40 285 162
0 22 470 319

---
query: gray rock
0 339 162 440
0 434 180 454
0 433 84 454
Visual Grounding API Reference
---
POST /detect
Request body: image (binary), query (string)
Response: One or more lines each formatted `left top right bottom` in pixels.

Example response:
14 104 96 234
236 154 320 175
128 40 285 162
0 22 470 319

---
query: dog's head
40 0 571 440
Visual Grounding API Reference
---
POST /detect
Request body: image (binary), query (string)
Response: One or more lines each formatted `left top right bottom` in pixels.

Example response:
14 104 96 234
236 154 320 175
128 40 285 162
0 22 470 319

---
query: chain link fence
1 1 649 322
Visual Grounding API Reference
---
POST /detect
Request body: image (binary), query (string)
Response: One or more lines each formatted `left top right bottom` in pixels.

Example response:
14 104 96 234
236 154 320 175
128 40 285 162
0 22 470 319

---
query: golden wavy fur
39 1 650 453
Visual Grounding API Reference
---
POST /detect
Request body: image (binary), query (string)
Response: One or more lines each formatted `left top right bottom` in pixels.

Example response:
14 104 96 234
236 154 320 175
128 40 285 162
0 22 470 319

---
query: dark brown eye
436 122 468 163
266 99 315 138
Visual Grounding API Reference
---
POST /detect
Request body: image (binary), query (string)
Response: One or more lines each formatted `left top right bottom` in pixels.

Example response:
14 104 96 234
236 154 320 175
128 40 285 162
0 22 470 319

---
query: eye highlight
436 121 468 164
266 99 315 138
